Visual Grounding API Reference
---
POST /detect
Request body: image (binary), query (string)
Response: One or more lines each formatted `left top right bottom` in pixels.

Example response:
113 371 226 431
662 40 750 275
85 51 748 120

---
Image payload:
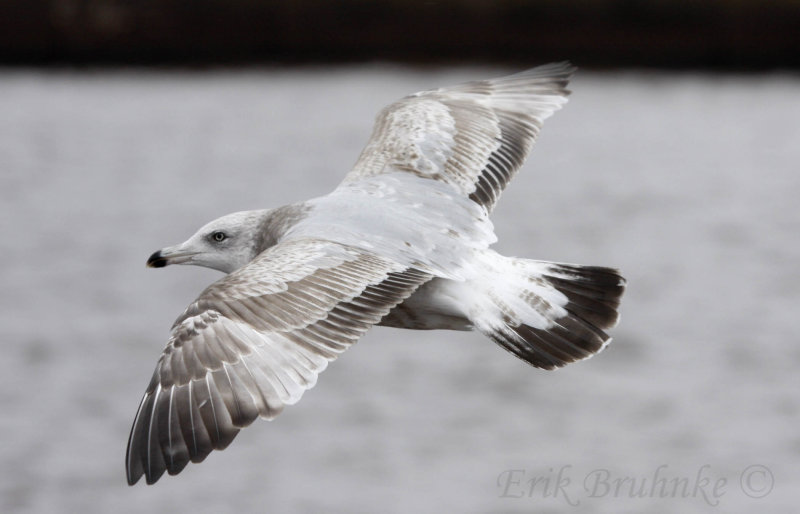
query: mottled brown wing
343 62 574 211
126 238 430 485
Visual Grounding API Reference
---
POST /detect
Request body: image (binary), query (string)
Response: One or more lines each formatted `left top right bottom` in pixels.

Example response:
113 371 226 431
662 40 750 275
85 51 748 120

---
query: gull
126 62 625 485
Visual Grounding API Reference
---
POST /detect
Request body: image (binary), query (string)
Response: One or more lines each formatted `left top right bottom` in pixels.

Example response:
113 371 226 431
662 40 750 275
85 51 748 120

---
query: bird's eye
211 231 227 242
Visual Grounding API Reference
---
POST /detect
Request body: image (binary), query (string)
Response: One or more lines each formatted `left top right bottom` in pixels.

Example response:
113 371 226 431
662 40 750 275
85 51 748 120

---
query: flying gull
126 62 626 485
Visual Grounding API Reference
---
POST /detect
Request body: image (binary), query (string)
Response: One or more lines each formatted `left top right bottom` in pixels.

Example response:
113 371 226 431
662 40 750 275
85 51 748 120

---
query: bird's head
147 210 272 274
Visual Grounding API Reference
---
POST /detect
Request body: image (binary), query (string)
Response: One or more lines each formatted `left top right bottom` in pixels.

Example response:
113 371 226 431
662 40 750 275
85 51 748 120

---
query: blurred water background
1 65 798 513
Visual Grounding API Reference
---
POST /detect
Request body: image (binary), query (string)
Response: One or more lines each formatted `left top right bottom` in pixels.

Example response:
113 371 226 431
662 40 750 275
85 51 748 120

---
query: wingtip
125 459 144 486
517 60 577 78
558 60 578 74
125 457 167 486
493 61 577 97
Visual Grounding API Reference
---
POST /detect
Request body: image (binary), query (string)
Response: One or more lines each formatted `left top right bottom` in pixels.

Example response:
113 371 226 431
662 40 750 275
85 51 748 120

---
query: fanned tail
468 257 626 370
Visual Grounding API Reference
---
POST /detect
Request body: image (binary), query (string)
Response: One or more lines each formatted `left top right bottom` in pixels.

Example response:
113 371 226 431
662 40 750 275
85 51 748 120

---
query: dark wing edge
343 62 575 212
126 240 430 485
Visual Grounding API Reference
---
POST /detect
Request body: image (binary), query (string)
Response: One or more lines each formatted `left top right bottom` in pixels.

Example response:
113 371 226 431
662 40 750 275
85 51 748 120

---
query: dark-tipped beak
146 250 168 268
146 245 198 268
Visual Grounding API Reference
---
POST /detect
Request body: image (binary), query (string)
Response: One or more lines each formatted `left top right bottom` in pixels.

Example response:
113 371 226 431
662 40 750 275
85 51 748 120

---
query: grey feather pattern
126 239 431 484
344 62 574 211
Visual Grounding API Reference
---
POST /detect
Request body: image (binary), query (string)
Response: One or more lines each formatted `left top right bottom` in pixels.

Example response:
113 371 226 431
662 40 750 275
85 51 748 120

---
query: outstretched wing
342 62 574 211
126 238 430 485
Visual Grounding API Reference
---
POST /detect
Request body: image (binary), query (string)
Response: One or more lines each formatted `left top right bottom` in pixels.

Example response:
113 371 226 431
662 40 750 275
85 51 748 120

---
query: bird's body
127 63 626 485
